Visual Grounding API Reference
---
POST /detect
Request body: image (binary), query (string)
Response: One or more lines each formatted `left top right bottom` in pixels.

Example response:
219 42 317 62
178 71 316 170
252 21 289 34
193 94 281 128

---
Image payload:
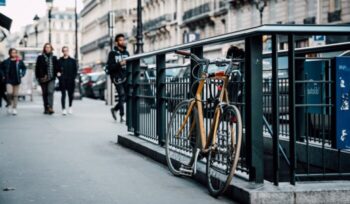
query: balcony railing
143 14 173 33
328 10 342 23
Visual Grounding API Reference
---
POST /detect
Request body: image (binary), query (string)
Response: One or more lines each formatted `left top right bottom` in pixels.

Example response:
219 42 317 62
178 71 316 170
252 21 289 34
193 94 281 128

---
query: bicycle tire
166 100 198 176
206 104 242 197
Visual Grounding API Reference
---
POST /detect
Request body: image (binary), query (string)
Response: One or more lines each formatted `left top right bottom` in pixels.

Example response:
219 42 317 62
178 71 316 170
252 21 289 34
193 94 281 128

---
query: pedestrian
58 46 78 115
35 43 61 115
0 61 10 111
0 48 27 115
107 34 130 122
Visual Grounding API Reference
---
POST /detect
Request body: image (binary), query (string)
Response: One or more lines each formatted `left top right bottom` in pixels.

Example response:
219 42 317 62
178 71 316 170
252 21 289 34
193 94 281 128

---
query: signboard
0 0 5 6
310 35 326 47
335 57 350 149
183 32 200 43
304 60 326 113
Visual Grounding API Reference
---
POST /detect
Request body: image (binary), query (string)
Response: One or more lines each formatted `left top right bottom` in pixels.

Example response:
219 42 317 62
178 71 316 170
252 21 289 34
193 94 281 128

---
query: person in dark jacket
35 43 61 114
0 48 26 115
58 46 78 115
0 60 10 111
107 33 130 122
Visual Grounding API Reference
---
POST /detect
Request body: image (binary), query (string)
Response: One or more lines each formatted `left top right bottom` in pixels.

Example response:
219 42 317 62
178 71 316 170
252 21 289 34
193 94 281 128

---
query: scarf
44 53 54 80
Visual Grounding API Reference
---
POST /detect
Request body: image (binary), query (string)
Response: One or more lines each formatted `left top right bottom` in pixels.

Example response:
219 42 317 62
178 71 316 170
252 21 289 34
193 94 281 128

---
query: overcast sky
0 0 83 33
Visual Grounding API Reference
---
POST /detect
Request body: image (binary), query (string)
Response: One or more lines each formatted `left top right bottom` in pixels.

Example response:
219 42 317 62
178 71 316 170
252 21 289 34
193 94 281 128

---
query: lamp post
75 0 79 62
255 0 267 25
46 0 54 43
33 14 40 47
135 0 143 54
23 32 28 47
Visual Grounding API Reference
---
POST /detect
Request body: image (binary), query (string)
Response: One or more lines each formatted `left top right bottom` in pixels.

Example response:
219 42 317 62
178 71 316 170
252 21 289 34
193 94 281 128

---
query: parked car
81 72 106 100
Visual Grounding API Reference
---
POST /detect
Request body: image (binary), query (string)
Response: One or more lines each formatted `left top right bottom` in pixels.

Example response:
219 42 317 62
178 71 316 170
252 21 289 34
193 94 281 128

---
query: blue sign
313 35 325 41
335 57 350 149
0 0 5 6
304 60 326 114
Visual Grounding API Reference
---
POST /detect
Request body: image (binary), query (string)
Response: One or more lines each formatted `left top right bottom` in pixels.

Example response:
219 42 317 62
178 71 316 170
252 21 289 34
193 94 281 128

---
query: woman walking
58 46 78 115
0 48 26 115
35 43 60 114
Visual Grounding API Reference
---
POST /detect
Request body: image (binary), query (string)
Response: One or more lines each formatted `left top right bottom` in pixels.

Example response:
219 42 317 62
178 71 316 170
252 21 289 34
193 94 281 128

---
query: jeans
60 79 75 109
40 80 55 109
6 84 20 109
113 82 126 116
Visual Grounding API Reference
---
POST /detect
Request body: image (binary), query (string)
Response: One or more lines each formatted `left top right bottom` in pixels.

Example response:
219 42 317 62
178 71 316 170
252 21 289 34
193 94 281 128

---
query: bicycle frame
177 73 230 152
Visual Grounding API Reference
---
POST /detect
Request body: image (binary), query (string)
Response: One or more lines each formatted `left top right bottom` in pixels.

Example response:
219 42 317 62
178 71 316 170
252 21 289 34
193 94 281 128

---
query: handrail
126 24 350 61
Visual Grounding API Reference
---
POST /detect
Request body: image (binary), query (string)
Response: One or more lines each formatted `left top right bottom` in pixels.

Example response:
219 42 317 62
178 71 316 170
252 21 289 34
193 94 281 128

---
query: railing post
288 34 296 185
190 47 203 91
156 54 166 146
271 34 280 186
244 35 264 184
126 61 133 131
132 59 141 136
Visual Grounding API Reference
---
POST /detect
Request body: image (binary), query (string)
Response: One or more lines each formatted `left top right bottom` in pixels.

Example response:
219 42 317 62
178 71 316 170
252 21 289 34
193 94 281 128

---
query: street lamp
254 0 267 25
46 0 54 44
135 0 144 54
23 32 28 47
33 14 40 47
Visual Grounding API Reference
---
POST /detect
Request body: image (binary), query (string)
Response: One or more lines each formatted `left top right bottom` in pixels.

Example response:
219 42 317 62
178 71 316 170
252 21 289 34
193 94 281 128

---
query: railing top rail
126 24 350 61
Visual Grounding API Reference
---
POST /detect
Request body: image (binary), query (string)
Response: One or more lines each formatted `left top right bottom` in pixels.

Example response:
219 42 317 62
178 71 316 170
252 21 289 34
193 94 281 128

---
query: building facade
140 0 350 55
18 7 80 59
80 0 136 69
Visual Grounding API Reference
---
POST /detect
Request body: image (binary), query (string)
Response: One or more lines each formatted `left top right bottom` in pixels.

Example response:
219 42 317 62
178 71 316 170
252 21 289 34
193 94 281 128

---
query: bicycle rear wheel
207 104 242 197
166 100 198 176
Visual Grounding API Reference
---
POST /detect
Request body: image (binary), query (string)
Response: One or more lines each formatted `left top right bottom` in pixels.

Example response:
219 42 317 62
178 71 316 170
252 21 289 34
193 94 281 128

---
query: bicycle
165 50 243 197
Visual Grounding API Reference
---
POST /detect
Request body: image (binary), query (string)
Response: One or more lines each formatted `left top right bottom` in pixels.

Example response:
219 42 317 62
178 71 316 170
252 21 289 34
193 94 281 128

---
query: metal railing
125 24 350 185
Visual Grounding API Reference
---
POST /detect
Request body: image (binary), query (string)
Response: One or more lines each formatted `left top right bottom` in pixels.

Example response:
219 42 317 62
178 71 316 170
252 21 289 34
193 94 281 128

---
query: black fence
125 25 350 185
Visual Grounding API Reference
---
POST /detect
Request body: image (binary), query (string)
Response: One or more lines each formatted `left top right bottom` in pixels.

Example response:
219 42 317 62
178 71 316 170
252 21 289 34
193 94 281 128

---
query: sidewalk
0 93 232 204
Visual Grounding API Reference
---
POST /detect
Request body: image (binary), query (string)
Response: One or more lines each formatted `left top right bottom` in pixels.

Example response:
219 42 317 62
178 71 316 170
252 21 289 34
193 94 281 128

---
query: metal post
75 0 79 62
126 61 133 131
35 27 38 47
288 34 296 185
132 59 141 136
135 0 144 54
48 8 52 44
156 54 166 146
244 35 264 183
190 47 203 88
271 34 280 186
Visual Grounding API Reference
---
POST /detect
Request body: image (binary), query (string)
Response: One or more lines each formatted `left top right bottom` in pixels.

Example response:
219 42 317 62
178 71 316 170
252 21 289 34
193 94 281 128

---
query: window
56 33 61 44
64 34 69 44
329 0 341 12
61 22 64 29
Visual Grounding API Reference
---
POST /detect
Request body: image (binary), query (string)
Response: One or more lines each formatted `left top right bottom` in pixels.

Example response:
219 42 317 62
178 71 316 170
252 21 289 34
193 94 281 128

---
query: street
0 94 232 204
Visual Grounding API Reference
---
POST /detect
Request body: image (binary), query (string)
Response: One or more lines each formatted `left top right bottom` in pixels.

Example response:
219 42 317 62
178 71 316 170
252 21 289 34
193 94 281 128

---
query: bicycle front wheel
207 104 242 197
166 100 198 176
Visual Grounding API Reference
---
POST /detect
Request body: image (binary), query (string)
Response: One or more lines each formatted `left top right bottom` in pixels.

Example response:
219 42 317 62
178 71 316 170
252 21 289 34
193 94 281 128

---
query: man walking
0 48 27 115
0 61 10 111
107 34 130 122
35 43 61 115
58 46 78 115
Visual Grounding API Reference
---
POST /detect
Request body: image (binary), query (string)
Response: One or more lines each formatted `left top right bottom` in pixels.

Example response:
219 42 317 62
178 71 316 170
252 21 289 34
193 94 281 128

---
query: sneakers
12 109 17 115
7 107 12 115
111 108 117 120
68 107 73 114
62 109 67 115
120 116 125 123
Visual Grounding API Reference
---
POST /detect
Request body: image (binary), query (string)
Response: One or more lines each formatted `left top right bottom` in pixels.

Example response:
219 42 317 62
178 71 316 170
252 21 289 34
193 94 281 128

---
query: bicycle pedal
179 165 194 176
